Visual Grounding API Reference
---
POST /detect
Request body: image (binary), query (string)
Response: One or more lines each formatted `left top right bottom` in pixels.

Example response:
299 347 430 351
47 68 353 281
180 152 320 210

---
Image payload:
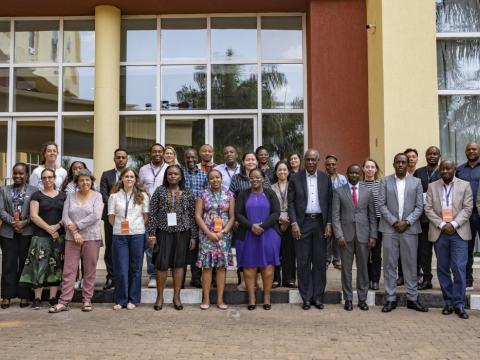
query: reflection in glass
16 120 55 175
0 21 10 63
165 119 205 161
211 17 257 61
63 67 94 111
262 64 303 109
437 40 480 90
439 95 480 164
0 121 7 184
261 16 302 60
161 18 207 61
436 0 480 32
213 118 253 161
120 115 156 171
211 64 257 109
14 67 58 112
120 66 156 111
15 20 59 63
63 20 95 63
121 19 156 62
262 114 304 163
63 116 94 170
161 65 206 110
0 68 8 112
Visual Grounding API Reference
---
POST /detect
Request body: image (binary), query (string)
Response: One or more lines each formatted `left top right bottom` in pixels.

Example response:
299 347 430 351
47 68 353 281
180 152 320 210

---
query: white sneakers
148 278 157 288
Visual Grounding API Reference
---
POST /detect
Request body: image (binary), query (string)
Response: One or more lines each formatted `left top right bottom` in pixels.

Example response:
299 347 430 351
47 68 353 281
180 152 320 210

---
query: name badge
214 217 223 233
121 220 129 235
167 213 177 226
422 192 427 203
442 208 453 223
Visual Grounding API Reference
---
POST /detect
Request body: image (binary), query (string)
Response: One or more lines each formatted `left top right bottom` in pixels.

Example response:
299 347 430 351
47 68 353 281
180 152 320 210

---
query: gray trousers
383 233 418 302
339 237 369 302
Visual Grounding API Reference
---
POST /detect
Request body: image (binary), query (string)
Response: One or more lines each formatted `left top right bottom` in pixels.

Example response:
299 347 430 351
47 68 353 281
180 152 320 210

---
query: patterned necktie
352 186 358 208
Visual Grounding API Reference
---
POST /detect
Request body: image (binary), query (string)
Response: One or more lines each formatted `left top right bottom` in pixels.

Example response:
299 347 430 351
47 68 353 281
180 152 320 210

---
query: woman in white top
108 168 149 311
29 142 68 190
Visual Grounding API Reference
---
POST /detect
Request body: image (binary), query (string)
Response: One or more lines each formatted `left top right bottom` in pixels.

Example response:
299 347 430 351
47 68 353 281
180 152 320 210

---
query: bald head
304 149 319 175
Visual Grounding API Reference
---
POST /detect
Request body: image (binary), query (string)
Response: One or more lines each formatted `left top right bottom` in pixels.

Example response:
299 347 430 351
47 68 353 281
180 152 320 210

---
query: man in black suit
100 148 128 290
288 149 333 310
413 146 441 290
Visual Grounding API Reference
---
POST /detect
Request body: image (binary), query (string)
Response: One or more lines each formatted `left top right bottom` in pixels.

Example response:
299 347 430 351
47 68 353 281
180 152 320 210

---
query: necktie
352 186 358 208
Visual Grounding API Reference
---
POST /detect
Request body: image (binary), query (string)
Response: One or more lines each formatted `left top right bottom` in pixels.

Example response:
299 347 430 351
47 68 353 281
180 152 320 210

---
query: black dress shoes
103 278 114 290
371 282 379 290
247 304 256 311
153 303 163 311
381 301 397 313
358 301 369 311
396 277 404 286
441 305 453 315
344 300 353 311
418 281 433 290
406 300 429 312
314 301 324 310
302 301 311 310
454 307 469 319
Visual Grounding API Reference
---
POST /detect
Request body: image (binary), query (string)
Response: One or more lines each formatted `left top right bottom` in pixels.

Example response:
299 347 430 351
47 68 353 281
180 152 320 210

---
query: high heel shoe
1 299 10 309
247 304 256 310
174 303 184 310
263 304 271 310
153 303 163 311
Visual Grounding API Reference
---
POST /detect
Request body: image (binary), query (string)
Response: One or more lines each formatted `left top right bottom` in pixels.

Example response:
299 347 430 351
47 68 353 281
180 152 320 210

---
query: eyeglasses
41 176 55 181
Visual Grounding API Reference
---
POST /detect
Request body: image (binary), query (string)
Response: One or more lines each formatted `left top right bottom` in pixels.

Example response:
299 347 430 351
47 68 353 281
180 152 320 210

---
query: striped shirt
361 179 381 218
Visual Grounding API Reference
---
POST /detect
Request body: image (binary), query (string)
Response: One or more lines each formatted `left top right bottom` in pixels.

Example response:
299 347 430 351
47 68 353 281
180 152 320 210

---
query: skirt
19 235 65 288
152 230 190 271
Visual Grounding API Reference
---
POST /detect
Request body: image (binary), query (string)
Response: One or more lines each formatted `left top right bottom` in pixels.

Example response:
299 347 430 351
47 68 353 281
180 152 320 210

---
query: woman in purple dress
235 168 281 310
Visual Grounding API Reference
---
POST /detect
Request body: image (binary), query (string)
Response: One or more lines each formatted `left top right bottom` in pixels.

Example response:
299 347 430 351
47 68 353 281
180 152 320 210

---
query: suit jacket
287 169 332 228
378 174 423 234
413 165 440 223
424 177 472 241
0 184 37 238
332 183 377 243
100 169 118 219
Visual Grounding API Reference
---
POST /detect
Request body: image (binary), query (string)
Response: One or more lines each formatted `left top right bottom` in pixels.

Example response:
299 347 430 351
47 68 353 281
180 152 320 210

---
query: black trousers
467 213 480 286
419 222 433 282
294 217 326 303
279 226 296 284
187 245 202 283
103 219 114 280
368 221 382 283
1 234 32 299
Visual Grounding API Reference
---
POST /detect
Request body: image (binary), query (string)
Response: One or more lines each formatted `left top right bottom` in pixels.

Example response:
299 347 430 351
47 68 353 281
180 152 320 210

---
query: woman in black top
20 168 66 310
147 165 197 311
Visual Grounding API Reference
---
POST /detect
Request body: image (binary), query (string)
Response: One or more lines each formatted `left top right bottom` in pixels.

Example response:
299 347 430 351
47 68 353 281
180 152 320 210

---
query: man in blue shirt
455 142 480 290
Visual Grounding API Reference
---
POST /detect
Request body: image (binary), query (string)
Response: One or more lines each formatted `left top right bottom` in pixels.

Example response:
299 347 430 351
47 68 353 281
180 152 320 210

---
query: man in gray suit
379 153 427 312
332 164 377 311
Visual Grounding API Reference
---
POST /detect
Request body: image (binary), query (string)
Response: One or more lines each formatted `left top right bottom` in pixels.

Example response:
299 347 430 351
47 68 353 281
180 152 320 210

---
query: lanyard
150 163 164 182
211 190 223 215
278 183 287 207
444 184 454 207
225 164 238 180
124 190 134 219
427 167 438 183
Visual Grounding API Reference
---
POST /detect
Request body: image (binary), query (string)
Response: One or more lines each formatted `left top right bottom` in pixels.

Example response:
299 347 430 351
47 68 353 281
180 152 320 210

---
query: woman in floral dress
195 169 235 310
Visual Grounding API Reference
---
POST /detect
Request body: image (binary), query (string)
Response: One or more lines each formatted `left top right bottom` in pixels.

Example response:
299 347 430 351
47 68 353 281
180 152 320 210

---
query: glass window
15 20 59 63
0 121 7 185
165 118 206 161
14 67 58 112
161 65 206 110
436 0 480 32
63 67 94 111
439 95 480 164
120 66 156 111
121 19 157 62
161 18 207 62
62 116 94 170
213 117 254 161
15 119 55 174
211 64 257 109
262 114 304 162
261 16 302 60
211 17 257 61
119 115 156 171
262 64 303 109
0 68 8 112
63 20 95 63
0 21 10 63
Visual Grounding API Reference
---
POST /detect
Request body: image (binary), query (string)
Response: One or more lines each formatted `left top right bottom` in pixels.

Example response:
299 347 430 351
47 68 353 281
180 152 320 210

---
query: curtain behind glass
436 0 480 32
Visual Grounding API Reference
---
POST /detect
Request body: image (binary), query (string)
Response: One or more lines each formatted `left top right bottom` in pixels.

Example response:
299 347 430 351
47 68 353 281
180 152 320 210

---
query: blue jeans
434 232 468 308
112 234 145 306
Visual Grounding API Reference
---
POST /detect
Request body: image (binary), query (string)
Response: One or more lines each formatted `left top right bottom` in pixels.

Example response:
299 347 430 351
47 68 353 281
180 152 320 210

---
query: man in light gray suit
379 153 427 312
332 164 377 311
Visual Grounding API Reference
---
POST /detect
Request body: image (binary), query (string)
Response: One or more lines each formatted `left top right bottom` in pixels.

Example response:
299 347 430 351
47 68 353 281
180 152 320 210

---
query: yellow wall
367 0 439 175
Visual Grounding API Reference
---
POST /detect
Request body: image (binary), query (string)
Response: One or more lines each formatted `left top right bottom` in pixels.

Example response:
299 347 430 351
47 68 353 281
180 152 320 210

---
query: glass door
0 118 10 185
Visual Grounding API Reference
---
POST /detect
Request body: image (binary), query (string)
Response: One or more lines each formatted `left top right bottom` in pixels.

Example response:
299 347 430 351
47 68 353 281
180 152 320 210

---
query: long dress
236 192 280 268
196 190 234 268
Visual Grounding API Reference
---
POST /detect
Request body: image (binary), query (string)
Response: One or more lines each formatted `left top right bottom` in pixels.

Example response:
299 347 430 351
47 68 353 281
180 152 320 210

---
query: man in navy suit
288 149 333 310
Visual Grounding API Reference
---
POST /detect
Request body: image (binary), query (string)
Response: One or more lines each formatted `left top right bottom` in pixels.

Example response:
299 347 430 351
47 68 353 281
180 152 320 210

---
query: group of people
0 140 479 319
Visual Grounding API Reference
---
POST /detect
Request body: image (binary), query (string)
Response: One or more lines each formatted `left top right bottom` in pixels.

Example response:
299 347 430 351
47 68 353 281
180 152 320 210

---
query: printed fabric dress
196 190 234 268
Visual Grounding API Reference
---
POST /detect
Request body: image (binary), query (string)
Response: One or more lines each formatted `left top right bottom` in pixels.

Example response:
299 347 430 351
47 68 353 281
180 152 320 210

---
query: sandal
216 303 228 310
82 303 93 312
49 303 70 313
113 304 122 311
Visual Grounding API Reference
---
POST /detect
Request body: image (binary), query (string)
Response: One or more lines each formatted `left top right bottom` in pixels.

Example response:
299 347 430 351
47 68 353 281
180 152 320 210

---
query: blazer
100 168 118 219
378 174 423 235
413 165 440 223
234 188 280 241
0 184 37 238
332 183 377 243
425 177 472 242
287 169 332 228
